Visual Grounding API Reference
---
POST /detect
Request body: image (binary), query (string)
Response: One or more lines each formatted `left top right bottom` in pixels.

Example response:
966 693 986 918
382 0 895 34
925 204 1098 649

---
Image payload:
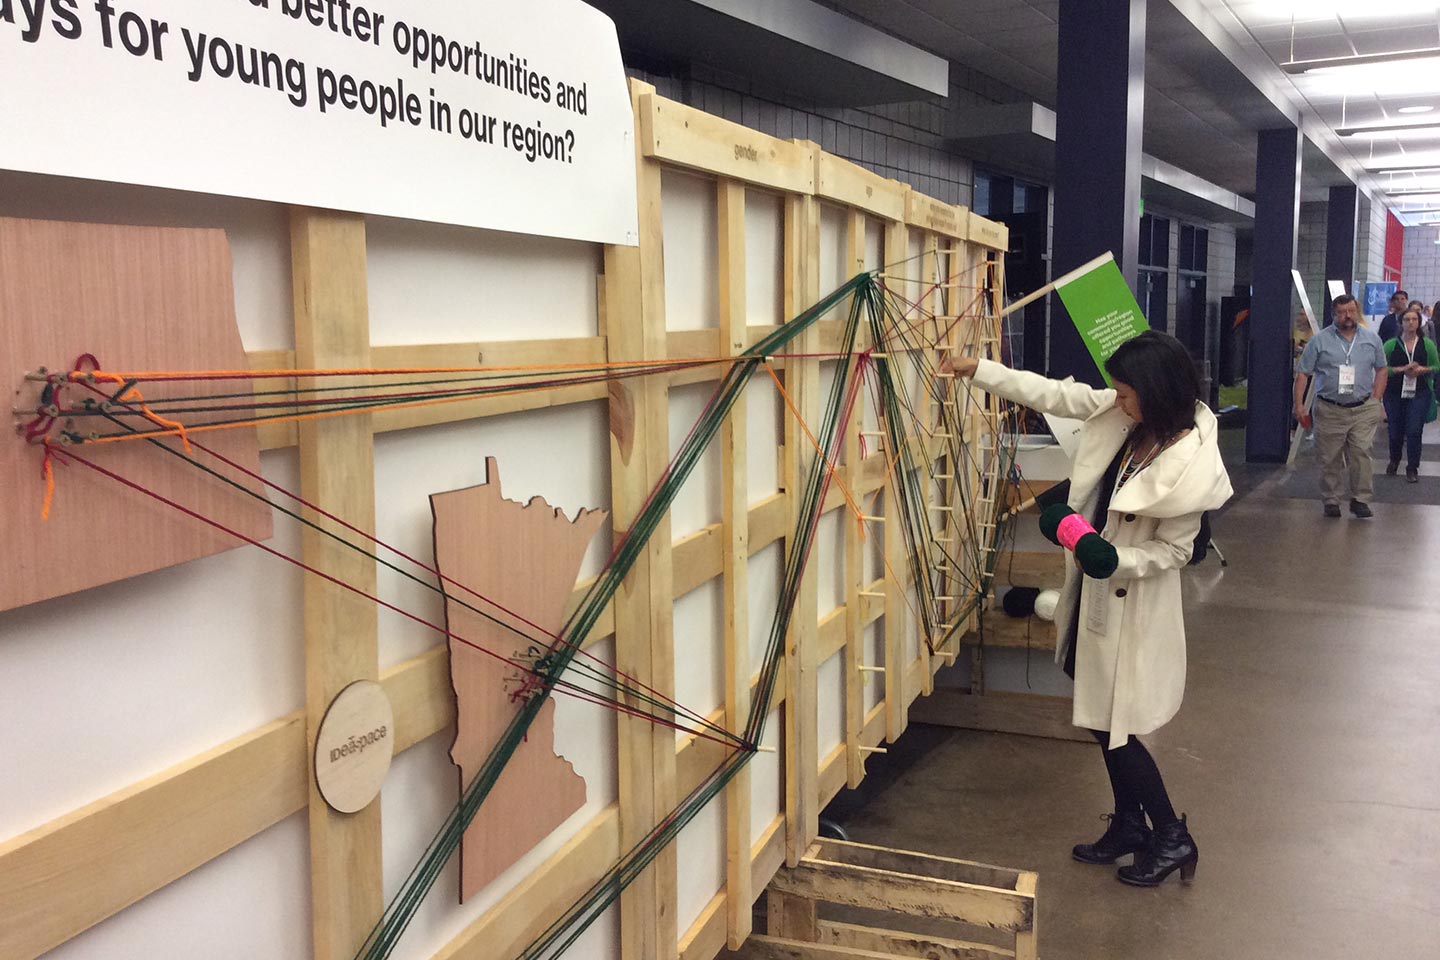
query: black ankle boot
1117 814 1197 886
1072 811 1151 864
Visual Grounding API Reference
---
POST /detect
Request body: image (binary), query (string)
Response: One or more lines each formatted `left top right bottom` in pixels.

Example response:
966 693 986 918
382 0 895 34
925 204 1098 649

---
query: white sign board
1292 269 1319 335
0 0 639 245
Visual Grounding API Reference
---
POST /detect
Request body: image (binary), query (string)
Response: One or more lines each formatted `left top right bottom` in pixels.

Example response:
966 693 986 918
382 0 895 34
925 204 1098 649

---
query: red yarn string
62 450 741 750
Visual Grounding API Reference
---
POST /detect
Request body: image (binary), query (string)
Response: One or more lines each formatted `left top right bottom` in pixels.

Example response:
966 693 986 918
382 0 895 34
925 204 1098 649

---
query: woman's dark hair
1103 330 1200 440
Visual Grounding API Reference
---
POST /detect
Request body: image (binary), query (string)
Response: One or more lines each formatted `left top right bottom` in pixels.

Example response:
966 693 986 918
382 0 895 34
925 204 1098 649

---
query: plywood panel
0 217 270 612
432 457 605 899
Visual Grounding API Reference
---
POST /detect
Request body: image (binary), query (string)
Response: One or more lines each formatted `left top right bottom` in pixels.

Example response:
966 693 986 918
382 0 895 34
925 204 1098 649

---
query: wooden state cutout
2 217 271 613
314 680 395 814
431 457 606 901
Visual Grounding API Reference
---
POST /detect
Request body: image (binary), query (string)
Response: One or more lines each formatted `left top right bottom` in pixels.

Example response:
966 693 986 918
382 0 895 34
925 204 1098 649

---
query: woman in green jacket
1382 306 1439 482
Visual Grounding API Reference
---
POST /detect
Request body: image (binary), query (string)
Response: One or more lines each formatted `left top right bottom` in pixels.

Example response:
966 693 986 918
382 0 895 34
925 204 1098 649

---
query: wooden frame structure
0 79 1010 960
737 837 1037 960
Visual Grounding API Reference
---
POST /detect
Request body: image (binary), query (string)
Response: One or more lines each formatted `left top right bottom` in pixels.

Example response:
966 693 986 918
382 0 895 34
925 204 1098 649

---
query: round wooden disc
314 680 395 814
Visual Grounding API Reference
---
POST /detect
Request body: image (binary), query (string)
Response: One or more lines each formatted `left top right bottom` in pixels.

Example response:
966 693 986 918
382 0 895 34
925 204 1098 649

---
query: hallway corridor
834 430 1440 959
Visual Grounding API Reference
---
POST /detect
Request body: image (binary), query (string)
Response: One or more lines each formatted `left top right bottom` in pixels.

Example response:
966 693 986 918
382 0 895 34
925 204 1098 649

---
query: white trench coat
972 359 1233 748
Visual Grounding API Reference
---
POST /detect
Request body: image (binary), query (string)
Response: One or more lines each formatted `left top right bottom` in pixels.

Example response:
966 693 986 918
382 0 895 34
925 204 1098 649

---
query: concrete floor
829 427 1440 960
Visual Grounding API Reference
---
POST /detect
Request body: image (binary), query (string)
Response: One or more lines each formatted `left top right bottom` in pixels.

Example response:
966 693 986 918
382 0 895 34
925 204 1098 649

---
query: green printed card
1054 258 1149 385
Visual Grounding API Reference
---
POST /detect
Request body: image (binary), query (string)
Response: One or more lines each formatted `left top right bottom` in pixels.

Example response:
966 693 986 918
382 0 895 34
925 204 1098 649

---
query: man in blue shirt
1294 294 1389 518
1377 289 1408 342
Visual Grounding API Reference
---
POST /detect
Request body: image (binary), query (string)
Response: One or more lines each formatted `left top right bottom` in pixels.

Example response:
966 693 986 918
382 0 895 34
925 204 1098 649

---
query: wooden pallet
722 838 1038 960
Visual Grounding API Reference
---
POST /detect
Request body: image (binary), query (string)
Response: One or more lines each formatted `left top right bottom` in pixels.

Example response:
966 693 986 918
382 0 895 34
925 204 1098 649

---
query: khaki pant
1313 396 1383 505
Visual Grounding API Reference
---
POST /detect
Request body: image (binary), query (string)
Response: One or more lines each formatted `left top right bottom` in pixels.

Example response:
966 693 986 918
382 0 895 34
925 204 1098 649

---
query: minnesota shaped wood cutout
430 457 606 900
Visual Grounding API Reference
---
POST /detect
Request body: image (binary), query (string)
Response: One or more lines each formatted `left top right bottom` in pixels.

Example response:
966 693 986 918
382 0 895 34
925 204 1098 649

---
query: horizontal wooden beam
723 934 898 959
641 94 815 195
818 920 1016 960
815 154 905 223
904 189 968 240
0 713 307 960
959 615 1057 651
810 838 1023 891
250 322 888 454
968 212 1009 252
767 855 1033 933
251 337 608 450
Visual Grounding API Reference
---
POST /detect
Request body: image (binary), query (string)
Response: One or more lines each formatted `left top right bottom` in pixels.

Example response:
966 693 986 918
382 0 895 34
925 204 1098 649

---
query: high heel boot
1116 814 1198 886
1072 811 1151 864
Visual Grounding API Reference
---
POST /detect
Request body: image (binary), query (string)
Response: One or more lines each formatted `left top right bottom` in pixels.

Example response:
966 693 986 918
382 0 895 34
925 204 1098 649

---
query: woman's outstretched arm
953 356 1115 421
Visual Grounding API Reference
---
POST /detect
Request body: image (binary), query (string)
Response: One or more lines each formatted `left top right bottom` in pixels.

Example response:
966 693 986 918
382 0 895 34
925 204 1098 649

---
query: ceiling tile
955 3 1054 36
1225 1 1344 32
1377 93 1440 113
1246 20 1348 43
1262 35 1356 61
1345 25 1440 55
901 0 1021 16
1338 10 1440 32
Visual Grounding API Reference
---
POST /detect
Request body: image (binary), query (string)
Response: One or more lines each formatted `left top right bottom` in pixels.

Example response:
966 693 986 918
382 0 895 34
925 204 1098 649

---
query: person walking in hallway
953 331 1233 886
1295 294 1388 518
1377 289 1408 342
1382 306 1437 483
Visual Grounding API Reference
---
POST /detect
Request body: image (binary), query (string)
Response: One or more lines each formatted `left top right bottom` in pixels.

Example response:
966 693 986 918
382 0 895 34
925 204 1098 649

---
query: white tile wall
1401 224 1440 308
1297 201 1328 317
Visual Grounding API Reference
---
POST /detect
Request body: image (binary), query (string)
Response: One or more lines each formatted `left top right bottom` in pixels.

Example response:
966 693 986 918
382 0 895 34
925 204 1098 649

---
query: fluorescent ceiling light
1399 105 1437 114
1282 48 1440 74
1297 59 1440 97
1337 121 1440 139
1249 1 1440 18
1384 192 1440 202
1370 164 1440 173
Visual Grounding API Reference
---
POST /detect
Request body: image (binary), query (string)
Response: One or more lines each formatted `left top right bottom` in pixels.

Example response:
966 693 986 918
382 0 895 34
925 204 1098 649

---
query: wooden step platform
722 838 1038 960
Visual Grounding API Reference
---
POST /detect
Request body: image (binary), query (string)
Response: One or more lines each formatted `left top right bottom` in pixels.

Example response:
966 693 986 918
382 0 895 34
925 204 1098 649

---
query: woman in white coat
955 330 1232 886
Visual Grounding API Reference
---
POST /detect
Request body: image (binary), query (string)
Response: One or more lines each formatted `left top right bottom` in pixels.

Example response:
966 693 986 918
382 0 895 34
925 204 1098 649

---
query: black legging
1088 728 1178 828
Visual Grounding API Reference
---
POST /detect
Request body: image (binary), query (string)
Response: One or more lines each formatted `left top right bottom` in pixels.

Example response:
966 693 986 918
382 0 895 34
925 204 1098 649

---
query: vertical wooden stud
782 180 821 867
717 177 753 949
842 210 868 788
605 79 677 960
918 232 939 696
290 207 382 960
970 246 1003 696
881 218 910 741
1014 872 1039 960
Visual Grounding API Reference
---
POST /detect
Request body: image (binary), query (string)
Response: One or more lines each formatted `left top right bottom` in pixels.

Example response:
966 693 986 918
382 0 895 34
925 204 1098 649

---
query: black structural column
1323 183 1358 326
1247 125 1303 463
1050 0 1145 385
